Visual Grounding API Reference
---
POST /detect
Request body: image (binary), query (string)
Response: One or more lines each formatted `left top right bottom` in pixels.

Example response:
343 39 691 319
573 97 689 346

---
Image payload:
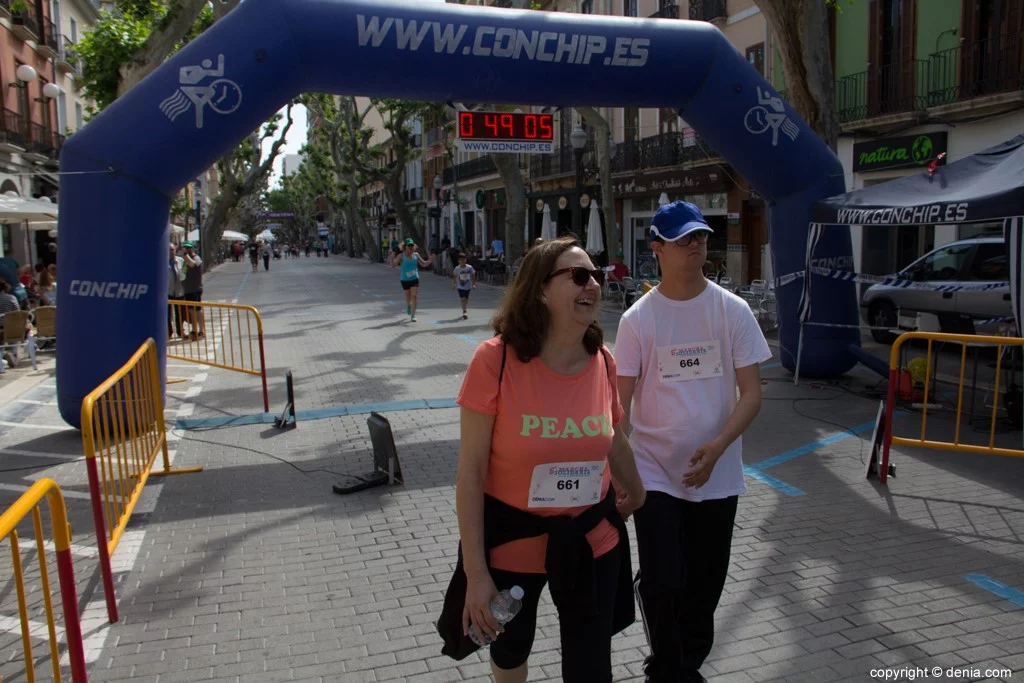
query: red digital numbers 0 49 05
458 111 553 141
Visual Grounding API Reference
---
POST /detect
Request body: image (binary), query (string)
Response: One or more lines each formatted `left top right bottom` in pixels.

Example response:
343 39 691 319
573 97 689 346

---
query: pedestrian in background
439 236 646 683
180 240 205 340
167 242 184 339
614 201 771 683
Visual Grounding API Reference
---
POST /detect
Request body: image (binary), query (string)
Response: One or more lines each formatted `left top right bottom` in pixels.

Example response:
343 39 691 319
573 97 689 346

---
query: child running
391 237 433 322
452 252 476 319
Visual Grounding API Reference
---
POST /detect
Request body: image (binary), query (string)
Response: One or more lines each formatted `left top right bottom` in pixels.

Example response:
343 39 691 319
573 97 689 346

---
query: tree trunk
347 183 378 261
490 153 525 265
387 165 423 246
577 106 616 266
754 0 838 149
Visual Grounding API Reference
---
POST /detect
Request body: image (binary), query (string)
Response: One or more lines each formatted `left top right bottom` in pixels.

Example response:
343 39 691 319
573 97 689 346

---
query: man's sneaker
410 315 417 322
462 312 468 319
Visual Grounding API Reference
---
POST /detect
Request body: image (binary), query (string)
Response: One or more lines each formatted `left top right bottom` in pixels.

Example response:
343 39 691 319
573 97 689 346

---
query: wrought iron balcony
528 143 597 179
649 3 678 19
688 0 725 22
39 16 59 57
610 130 719 172
442 155 498 184
835 59 929 123
0 109 28 150
11 1 39 40
928 32 1024 107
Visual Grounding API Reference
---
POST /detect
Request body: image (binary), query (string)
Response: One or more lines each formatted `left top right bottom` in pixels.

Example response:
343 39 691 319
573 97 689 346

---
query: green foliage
77 0 215 112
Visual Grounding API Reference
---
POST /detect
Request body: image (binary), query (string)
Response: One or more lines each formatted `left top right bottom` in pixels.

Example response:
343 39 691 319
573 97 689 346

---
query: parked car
860 237 1011 343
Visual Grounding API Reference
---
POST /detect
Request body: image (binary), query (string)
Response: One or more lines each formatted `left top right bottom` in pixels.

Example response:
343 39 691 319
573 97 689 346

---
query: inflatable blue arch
56 0 858 428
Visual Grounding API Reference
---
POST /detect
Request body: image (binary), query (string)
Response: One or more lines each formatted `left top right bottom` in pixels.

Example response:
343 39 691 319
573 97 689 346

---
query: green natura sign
852 132 948 173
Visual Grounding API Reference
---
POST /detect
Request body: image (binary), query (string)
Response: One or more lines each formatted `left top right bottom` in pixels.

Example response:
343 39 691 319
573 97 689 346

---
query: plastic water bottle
469 585 525 646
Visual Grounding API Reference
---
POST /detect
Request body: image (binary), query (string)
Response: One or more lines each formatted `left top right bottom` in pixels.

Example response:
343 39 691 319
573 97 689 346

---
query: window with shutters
622 107 639 142
623 0 637 17
958 0 1024 99
581 0 594 13
867 0 917 117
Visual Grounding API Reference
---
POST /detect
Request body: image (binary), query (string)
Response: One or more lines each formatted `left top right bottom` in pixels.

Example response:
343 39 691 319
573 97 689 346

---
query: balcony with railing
0 110 28 150
928 32 1024 107
612 132 684 173
529 143 594 179
835 59 929 123
10 0 39 40
688 0 725 22
402 187 424 203
38 16 59 58
442 155 498 184
649 3 678 19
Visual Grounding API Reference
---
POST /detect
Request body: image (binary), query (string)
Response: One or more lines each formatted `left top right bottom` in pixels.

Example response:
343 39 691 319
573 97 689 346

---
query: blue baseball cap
650 201 713 242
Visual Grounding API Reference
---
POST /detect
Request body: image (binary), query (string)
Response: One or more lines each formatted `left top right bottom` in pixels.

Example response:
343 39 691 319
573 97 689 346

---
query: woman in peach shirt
450 236 646 683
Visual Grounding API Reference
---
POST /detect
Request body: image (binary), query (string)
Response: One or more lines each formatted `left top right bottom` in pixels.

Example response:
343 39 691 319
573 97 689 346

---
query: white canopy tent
221 230 248 242
0 192 59 221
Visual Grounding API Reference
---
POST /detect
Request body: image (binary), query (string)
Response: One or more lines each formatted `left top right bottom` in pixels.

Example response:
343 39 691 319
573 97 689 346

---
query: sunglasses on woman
546 266 605 287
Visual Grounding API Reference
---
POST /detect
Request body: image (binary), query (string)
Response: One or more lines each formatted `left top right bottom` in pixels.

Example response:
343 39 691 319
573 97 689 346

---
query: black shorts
457 288 471 299
182 291 202 311
487 543 620 682
401 279 419 291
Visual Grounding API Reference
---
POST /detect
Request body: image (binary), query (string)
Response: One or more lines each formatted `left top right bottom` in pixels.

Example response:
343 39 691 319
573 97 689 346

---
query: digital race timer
458 111 554 142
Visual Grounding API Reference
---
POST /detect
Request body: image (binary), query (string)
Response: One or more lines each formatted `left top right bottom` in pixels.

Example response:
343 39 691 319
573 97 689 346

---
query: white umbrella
221 230 247 242
187 229 199 242
0 192 58 221
258 229 275 242
585 207 604 256
541 203 555 240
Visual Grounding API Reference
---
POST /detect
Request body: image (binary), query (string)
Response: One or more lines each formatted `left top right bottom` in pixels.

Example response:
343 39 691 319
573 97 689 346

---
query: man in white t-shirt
614 200 771 683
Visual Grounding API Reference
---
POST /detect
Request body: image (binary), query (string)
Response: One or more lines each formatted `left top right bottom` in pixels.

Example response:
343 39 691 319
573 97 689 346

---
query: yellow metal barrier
0 479 88 682
882 331 1024 484
81 338 201 623
167 300 269 411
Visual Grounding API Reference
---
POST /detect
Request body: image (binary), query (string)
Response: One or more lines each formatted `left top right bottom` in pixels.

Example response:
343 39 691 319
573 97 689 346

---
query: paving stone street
1 253 1023 682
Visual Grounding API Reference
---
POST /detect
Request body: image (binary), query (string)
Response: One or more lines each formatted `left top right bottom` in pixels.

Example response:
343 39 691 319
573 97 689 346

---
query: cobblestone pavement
1 253 1022 682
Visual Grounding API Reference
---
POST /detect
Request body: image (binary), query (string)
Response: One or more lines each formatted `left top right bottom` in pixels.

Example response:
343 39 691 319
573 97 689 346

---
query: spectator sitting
0 280 21 336
38 271 57 306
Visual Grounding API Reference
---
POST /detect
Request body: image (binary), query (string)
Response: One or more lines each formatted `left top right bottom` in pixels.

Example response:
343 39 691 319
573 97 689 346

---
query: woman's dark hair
492 235 603 363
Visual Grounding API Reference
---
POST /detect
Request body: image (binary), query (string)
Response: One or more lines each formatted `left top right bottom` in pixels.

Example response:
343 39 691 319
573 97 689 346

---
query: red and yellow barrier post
882 330 1024 484
81 338 202 623
1 478 89 682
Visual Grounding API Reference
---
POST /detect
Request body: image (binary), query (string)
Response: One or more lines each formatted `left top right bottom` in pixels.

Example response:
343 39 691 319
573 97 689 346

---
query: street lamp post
570 125 588 239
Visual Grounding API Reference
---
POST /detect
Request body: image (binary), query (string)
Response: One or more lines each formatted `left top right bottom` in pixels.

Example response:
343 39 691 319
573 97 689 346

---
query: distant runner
452 252 476 320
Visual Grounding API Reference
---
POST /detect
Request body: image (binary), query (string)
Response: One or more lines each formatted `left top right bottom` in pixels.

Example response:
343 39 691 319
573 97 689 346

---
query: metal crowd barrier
0 479 89 682
81 338 202 623
167 300 269 412
881 331 1024 484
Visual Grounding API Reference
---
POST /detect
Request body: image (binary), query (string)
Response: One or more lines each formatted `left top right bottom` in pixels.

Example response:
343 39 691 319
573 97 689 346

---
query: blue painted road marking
743 420 877 496
231 269 251 303
964 574 1024 608
753 420 877 471
743 467 806 496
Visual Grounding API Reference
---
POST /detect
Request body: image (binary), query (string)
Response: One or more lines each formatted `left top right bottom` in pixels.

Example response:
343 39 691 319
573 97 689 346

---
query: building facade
775 0 1024 281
